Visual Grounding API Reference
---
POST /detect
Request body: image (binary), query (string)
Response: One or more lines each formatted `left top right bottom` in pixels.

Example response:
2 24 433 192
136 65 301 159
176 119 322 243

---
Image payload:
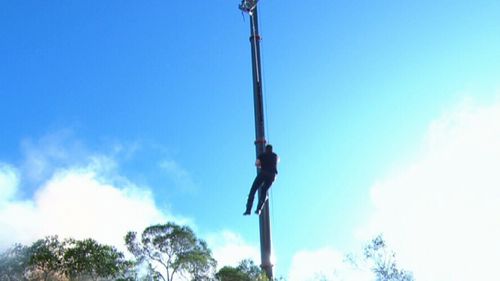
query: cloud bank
205 230 260 269
288 247 373 281
0 158 168 253
288 247 343 281
0 135 259 271
366 98 500 281
160 160 198 193
0 133 185 252
287 96 500 281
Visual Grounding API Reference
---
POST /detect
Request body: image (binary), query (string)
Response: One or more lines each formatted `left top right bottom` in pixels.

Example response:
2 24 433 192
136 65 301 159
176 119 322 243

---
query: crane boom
240 0 274 279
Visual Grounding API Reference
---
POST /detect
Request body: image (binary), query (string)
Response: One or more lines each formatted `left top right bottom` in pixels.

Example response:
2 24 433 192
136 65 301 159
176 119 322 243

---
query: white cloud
364 97 500 281
160 160 198 193
20 130 88 183
288 247 373 281
36 168 167 248
205 230 260 269
288 248 341 281
0 164 19 203
1 133 253 273
0 155 178 253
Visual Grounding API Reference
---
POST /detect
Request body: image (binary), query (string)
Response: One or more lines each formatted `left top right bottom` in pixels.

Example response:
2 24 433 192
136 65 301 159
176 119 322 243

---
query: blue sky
1 1 500 280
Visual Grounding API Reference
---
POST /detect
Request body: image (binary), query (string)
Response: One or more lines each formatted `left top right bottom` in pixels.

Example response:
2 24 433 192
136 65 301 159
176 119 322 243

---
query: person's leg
255 176 274 214
244 174 264 215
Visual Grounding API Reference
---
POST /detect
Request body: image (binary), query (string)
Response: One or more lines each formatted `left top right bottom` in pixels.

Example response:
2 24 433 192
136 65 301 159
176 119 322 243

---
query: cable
250 14 260 84
256 7 271 144
270 185 276 227
257 6 274 228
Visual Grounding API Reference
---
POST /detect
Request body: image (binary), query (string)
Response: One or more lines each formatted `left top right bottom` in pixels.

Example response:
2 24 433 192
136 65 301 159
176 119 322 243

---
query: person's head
265 144 273 153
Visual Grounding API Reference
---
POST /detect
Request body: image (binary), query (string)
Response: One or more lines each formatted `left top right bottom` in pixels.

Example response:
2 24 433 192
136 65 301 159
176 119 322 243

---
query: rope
251 8 270 144
259 14 271 144
250 5 279 263
250 15 260 84
270 185 276 229
256 7 274 225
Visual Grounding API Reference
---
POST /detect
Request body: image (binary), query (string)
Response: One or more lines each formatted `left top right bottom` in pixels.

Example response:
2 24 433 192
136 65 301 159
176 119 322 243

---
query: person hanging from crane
244 144 279 215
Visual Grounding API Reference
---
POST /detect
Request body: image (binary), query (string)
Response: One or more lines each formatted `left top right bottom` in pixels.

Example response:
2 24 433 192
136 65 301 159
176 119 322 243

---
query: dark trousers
246 172 275 212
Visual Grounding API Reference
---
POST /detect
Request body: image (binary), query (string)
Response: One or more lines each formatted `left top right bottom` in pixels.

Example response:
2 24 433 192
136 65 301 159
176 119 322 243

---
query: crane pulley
239 0 259 14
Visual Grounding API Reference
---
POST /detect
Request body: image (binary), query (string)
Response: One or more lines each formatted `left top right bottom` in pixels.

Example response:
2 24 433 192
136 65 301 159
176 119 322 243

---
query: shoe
243 210 251 216
254 209 261 215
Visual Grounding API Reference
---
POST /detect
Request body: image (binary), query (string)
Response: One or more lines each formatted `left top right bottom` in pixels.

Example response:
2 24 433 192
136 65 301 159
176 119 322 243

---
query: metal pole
248 7 273 280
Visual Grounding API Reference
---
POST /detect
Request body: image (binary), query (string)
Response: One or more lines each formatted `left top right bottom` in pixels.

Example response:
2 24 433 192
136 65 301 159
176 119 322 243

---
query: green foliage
0 236 133 281
3 223 290 281
350 235 414 281
63 238 128 280
27 236 66 281
125 222 217 281
216 266 250 281
215 259 269 281
0 244 30 281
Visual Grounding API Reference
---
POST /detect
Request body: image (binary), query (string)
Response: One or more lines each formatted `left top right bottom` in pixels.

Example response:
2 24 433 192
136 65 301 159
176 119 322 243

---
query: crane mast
240 0 273 279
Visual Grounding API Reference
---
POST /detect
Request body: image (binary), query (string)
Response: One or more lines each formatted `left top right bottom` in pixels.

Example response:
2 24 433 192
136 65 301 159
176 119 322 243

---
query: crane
239 0 273 279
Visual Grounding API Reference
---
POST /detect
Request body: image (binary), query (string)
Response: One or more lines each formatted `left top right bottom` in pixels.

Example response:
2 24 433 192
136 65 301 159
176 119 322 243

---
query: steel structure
240 0 273 279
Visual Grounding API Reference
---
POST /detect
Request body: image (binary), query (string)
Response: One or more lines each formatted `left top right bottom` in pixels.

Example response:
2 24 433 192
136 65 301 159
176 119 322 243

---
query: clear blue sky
1 1 500 280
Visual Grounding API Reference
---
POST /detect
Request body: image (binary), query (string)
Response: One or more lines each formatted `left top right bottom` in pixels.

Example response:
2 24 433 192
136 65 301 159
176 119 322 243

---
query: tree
125 222 217 281
63 238 130 281
27 236 66 281
363 235 414 281
216 267 249 281
0 244 30 281
1 236 134 281
347 235 414 281
215 259 269 281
